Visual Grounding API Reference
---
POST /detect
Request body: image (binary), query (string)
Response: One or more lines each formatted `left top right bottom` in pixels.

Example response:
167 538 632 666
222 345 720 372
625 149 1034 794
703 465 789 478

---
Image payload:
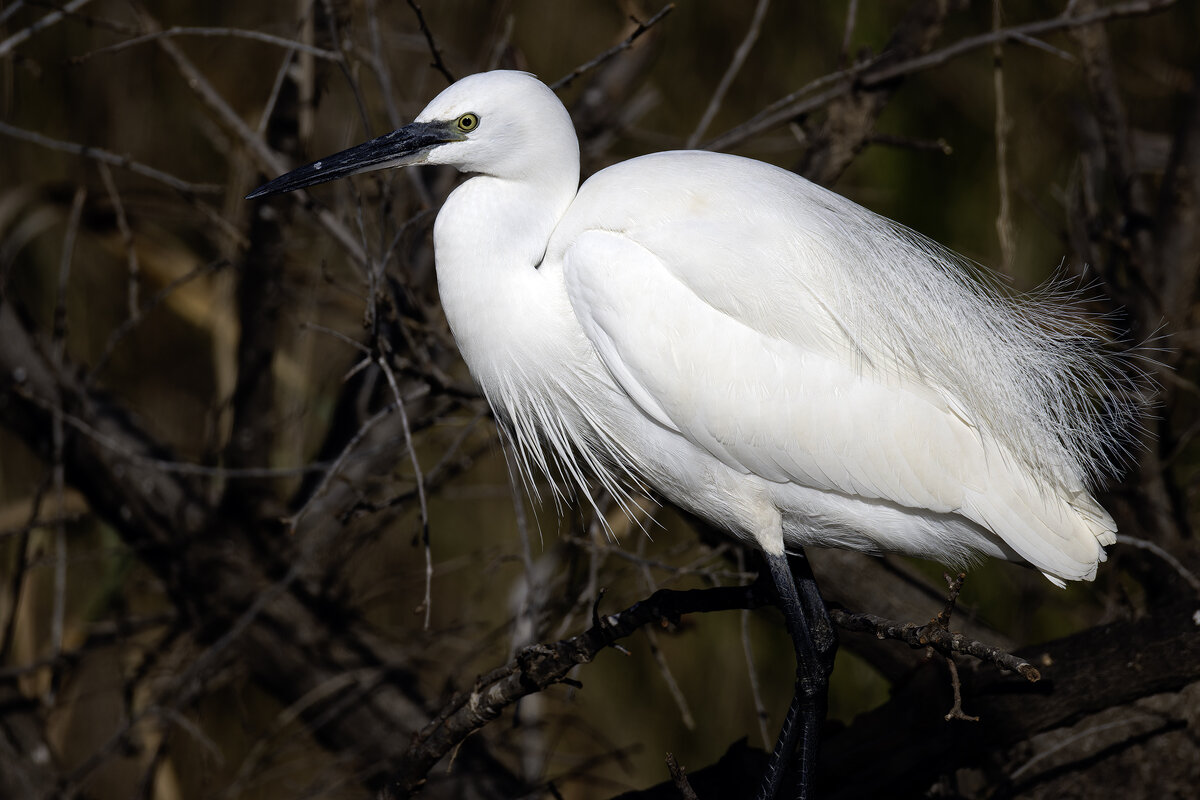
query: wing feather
560 226 1111 580
563 228 973 512
550 151 1118 580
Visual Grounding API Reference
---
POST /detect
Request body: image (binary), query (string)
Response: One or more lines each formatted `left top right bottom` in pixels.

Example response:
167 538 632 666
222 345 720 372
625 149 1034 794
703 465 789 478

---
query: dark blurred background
1 1 1198 798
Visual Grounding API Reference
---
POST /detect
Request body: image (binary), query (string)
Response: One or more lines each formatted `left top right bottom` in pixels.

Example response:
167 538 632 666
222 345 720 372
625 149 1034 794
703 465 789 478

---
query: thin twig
299 321 372 355
550 4 675 91
993 0 1016 275
96 162 140 318
14 383 335 479
219 666 391 798
507 442 541 636
666 753 700 800
632 536 695 729
943 656 980 722
406 0 454 84
366 0 403 130
642 625 696 729
1009 714 1166 779
0 121 222 195
935 572 967 630
49 187 86 676
840 0 860 64
88 258 227 384
705 0 1178 153
869 132 953 154
1010 30 1076 61
320 0 374 139
65 565 302 788
687 0 770 148
377 353 433 629
0 476 51 664
1115 534 1200 597
69 25 339 64
863 0 1176 86
0 1 28 28
283 402 397 530
139 9 368 264
255 43 297 138
0 0 93 58
737 546 771 748
0 613 175 681
828 604 1041 682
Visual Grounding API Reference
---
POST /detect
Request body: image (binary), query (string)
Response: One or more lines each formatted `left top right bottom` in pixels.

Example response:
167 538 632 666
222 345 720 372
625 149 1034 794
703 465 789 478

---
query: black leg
754 548 836 800
787 551 838 681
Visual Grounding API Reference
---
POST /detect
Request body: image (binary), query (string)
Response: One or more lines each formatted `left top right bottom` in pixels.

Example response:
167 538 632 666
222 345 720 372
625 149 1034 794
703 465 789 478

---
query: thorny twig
666 753 700 800
390 567 1043 794
830 572 1041 683
934 571 967 630
390 580 770 795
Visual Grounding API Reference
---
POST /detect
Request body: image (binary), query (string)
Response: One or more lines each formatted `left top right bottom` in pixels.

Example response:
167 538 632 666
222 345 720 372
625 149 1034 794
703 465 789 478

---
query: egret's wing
558 222 1110 579
561 226 972 508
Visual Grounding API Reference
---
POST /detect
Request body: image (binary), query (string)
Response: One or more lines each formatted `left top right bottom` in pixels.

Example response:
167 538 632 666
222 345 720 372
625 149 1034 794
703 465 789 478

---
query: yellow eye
456 113 479 132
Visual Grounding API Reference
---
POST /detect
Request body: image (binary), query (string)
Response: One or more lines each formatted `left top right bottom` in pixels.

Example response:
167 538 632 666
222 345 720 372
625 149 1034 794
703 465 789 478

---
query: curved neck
436 173 575 271
432 171 581 396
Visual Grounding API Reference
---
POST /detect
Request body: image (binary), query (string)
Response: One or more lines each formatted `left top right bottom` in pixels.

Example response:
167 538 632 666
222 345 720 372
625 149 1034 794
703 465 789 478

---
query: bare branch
551 4 675 91
0 121 222 195
386 579 771 797
686 0 770 148
0 0 94 58
405 0 454 84
828 604 1042 682
666 753 700 800
993 0 1016 274
69 25 340 64
706 0 1178 153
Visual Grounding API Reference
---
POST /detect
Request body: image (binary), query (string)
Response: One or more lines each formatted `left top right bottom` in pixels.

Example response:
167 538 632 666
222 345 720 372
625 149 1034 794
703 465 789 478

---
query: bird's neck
432 173 583 398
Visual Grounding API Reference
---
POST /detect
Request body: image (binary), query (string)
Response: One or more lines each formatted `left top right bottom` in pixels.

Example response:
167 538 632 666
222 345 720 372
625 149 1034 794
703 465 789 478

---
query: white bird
248 70 1139 799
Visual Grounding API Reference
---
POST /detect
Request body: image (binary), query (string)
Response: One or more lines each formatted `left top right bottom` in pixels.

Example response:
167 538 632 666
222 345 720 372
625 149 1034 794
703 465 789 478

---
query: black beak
245 120 460 199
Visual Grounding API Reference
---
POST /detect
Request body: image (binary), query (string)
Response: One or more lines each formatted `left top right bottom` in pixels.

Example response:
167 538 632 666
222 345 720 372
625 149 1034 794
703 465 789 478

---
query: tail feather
964 452 1116 585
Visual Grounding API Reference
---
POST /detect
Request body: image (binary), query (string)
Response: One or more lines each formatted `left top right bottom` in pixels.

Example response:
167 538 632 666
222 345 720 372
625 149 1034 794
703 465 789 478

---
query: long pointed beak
245 120 460 199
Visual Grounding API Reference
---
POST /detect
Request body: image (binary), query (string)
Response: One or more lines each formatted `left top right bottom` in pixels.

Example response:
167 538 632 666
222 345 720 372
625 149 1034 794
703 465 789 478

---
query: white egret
248 70 1139 799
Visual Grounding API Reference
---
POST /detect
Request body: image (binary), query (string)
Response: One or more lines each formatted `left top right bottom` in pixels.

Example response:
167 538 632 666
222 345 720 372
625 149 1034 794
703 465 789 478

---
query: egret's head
246 71 577 199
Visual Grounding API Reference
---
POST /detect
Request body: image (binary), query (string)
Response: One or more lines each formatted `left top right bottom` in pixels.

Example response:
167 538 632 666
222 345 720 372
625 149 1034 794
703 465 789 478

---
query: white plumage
420 71 1134 586
250 69 1139 585
247 68 1143 800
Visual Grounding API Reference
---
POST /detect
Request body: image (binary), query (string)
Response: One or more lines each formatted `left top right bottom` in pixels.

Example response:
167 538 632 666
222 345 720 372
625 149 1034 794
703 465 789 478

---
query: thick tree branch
619 606 1200 799
385 580 771 797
